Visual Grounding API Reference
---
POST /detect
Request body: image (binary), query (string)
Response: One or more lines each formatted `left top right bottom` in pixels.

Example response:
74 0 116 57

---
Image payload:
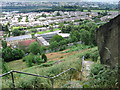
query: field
37 28 60 34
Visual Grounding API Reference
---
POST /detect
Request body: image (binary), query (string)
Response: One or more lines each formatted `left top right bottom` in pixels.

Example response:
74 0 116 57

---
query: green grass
62 44 91 53
37 28 59 34
2 47 98 88
12 26 27 30
7 59 27 71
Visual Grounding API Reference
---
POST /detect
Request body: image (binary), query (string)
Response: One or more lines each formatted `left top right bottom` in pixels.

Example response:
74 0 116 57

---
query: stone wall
96 15 120 67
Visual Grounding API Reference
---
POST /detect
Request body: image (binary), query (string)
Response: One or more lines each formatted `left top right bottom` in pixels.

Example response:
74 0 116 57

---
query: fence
0 68 82 88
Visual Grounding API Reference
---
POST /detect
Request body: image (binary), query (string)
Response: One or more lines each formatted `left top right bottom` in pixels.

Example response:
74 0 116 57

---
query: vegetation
1 40 25 62
23 53 44 67
83 63 119 88
61 21 98 46
2 47 25 62
37 28 59 34
28 42 41 55
2 47 100 88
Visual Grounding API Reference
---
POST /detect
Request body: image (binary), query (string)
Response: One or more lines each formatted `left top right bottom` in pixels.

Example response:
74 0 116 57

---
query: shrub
87 63 119 88
23 53 44 67
41 54 47 63
29 42 41 55
84 52 91 59
25 53 34 67
1 59 10 73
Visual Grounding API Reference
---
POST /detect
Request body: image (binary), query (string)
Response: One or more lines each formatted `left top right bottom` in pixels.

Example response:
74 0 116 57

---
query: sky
1 0 120 3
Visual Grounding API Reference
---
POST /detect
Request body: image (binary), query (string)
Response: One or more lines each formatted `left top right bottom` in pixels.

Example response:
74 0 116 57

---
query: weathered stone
96 15 120 67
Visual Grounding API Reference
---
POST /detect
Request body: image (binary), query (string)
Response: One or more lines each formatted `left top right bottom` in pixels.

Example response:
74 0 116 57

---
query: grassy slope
3 47 98 88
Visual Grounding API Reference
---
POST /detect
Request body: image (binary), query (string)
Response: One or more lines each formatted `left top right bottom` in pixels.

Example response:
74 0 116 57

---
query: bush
87 63 119 88
84 49 99 61
41 54 47 63
24 53 34 67
84 52 91 59
29 42 41 55
23 53 44 67
2 47 25 62
1 59 10 73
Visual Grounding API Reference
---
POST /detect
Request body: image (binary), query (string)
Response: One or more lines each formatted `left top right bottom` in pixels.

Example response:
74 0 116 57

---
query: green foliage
2 47 99 88
20 31 25 35
61 25 73 33
56 11 61 16
1 40 7 48
41 54 47 62
26 16 29 22
12 29 21 36
50 35 64 43
60 21 98 46
84 49 99 61
49 35 67 51
87 63 119 88
49 41 59 51
31 29 37 33
23 53 44 67
2 60 10 73
2 47 25 62
23 53 34 67
41 13 46 17
29 42 41 55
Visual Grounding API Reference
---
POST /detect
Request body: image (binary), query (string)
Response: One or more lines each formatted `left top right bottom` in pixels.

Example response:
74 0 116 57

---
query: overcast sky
1 0 120 3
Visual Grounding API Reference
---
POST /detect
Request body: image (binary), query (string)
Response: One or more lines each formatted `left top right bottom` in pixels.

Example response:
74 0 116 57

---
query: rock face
96 15 120 67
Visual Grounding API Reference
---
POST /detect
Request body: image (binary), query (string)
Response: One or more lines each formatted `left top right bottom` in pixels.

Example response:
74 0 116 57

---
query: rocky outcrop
96 14 120 67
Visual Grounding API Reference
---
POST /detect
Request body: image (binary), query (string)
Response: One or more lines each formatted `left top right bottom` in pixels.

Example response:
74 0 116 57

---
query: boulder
96 15 120 67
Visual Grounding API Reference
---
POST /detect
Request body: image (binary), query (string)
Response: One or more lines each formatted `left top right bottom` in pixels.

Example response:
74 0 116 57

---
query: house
18 39 36 46
6 34 32 46
37 37 50 46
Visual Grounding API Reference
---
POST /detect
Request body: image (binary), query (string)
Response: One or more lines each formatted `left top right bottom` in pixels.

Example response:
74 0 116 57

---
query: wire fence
0 68 82 88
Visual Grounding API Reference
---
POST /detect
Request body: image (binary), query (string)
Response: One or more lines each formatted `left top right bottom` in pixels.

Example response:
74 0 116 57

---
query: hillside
2 46 98 88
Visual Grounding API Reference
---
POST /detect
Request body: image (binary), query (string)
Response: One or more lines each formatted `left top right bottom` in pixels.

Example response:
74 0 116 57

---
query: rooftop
6 34 32 42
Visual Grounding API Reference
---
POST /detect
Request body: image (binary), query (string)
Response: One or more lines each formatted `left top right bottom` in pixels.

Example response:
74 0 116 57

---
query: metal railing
0 68 82 88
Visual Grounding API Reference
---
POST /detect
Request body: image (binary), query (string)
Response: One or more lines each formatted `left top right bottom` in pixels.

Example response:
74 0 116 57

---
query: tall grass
2 47 98 88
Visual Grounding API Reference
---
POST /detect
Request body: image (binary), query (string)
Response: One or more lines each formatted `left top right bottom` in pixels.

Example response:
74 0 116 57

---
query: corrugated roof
37 37 50 46
6 35 32 41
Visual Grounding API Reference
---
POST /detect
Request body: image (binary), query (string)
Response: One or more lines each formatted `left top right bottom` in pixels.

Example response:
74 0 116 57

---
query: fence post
10 72 15 89
50 78 54 88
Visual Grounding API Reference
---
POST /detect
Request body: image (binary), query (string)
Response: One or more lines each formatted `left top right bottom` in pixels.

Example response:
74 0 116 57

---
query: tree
31 29 37 33
70 30 81 42
2 59 10 73
12 48 25 60
50 35 64 43
79 29 90 45
1 40 7 48
26 16 29 22
4 25 9 32
21 31 25 35
56 11 61 16
42 54 47 62
49 41 59 51
41 13 46 17
2 47 25 62
2 47 13 62
29 42 41 55
12 29 21 36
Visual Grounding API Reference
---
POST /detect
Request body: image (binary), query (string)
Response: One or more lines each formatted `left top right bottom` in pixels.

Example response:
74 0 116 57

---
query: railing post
50 78 54 88
10 72 15 89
